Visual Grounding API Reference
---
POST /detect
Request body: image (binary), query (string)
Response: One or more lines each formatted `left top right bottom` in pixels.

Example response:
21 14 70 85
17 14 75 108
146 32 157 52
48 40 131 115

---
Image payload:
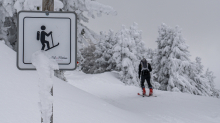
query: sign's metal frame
17 11 77 70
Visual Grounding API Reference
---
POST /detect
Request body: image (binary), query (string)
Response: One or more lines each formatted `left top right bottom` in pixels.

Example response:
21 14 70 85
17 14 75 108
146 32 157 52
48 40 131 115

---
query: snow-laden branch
85 0 117 18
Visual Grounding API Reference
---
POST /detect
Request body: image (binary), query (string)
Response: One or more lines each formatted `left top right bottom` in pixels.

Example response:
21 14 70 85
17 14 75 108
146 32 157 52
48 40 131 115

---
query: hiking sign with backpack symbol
17 11 77 70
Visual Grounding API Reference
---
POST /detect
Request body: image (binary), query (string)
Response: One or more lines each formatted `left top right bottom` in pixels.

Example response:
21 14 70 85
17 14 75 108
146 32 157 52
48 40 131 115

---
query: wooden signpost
42 0 54 123
41 0 54 123
17 1 77 123
42 0 54 11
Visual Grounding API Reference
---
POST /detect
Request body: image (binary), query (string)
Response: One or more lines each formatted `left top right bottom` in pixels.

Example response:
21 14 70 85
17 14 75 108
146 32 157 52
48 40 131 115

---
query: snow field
0 42 219 123
0 41 40 123
0 41 144 123
66 71 220 123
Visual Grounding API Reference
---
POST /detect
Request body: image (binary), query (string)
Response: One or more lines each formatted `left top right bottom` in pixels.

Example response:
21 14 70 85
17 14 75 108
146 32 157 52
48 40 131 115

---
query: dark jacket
138 62 152 78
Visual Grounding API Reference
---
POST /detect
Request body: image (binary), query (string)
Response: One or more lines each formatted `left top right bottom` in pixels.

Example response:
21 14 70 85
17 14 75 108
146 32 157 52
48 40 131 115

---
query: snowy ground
0 41 220 123
66 71 220 123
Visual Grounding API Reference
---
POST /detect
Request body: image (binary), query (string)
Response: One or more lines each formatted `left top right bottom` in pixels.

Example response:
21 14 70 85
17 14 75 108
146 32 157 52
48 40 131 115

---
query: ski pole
51 32 54 46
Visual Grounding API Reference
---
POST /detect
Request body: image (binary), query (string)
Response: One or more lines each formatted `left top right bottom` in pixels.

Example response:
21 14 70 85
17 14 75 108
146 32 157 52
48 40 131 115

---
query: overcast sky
83 0 220 89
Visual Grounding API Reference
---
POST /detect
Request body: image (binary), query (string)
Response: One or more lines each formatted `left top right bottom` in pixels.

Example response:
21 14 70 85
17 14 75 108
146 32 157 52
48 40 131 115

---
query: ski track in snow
0 42 220 123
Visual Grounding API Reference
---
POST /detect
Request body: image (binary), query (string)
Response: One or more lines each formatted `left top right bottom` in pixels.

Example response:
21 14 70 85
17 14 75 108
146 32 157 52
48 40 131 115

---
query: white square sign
17 11 77 70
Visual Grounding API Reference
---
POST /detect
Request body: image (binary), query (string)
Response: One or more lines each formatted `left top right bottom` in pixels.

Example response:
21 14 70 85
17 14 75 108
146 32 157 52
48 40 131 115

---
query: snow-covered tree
112 25 137 85
93 31 109 73
81 43 97 73
105 29 117 71
153 23 219 97
5 15 17 51
92 30 117 73
205 69 215 88
153 23 195 92
61 0 117 73
195 57 204 74
183 56 219 97
129 22 147 60
128 22 160 87
0 0 16 49
112 23 148 85
61 0 117 68
205 69 219 98
186 57 214 96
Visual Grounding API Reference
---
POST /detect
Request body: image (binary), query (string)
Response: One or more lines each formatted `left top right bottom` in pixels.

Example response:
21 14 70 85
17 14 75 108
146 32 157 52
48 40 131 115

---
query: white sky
83 0 220 89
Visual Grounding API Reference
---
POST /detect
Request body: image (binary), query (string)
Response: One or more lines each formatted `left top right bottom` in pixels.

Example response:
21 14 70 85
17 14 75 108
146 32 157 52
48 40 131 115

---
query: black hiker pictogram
37 25 59 51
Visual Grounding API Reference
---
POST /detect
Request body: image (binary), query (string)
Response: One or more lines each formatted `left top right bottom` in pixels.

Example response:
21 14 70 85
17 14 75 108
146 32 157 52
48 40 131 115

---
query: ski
137 93 157 97
45 43 59 51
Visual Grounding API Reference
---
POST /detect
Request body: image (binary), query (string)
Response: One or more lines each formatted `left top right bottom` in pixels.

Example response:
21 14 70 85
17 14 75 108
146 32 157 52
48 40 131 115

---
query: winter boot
149 88 153 96
142 88 146 95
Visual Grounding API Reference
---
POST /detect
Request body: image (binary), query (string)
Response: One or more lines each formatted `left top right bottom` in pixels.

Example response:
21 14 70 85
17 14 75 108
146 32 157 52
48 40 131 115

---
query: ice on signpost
32 50 59 123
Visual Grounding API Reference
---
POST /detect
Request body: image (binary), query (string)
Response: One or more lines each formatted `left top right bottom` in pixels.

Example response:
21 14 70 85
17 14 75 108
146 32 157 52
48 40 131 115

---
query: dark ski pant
41 40 50 50
141 75 152 89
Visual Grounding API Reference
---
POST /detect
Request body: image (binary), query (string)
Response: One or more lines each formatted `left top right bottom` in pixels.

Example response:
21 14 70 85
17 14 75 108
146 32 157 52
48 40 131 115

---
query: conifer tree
61 0 117 68
81 43 97 73
205 69 219 98
195 57 203 74
129 22 146 60
153 23 196 92
112 23 146 85
0 0 16 49
93 31 107 73
106 29 117 71
153 23 219 97
93 30 116 73
119 25 138 85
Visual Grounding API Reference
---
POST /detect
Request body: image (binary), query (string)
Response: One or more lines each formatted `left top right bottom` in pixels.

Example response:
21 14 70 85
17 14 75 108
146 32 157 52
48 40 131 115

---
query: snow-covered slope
0 41 144 123
0 41 220 123
66 71 220 123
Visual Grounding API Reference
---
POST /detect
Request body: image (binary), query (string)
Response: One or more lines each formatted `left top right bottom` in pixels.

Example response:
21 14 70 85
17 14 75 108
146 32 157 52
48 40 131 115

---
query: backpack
37 31 40 41
141 59 149 74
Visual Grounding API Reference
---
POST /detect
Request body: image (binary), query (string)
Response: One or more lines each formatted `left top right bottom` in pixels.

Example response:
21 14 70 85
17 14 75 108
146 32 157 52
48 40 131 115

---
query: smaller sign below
17 11 77 70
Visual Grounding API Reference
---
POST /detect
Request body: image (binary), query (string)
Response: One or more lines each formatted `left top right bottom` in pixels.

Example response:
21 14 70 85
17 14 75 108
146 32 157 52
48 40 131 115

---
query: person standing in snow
138 58 153 96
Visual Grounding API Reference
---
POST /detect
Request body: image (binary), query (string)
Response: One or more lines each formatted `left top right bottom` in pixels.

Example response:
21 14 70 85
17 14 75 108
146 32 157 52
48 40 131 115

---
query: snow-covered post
42 1 54 123
32 51 58 123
